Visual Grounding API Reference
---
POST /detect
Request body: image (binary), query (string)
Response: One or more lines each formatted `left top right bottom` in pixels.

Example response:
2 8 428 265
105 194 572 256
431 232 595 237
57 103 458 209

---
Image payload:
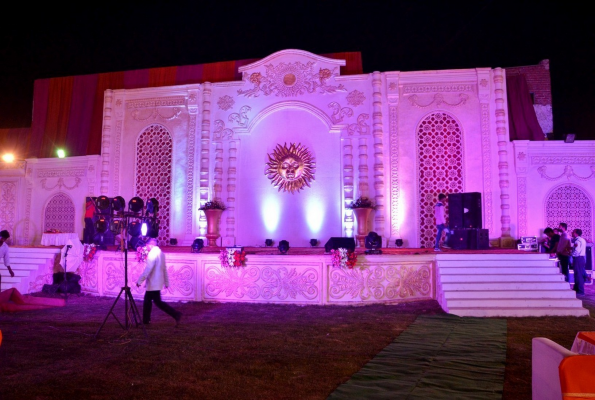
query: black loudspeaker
587 245 593 271
324 237 356 253
449 229 470 250
467 229 489 250
462 192 482 229
448 193 464 229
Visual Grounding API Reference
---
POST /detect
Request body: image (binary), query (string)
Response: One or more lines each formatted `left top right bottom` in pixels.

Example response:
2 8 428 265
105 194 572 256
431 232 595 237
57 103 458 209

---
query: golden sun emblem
265 143 315 194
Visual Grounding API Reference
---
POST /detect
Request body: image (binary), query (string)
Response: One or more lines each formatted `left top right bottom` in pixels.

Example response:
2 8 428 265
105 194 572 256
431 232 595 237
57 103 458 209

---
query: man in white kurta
136 239 181 325
0 230 15 288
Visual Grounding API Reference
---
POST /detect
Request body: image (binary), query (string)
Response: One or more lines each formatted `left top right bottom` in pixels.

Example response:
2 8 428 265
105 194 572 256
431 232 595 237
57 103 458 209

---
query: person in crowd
0 230 15 288
83 197 97 244
434 193 451 251
541 227 560 254
136 238 182 326
556 223 572 281
570 229 586 295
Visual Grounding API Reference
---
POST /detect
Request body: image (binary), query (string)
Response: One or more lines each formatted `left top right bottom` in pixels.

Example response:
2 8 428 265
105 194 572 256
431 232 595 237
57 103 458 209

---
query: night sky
1 2 593 139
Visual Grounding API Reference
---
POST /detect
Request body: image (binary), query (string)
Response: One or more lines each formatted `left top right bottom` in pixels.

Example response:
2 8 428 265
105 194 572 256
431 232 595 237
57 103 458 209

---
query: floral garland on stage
136 245 150 263
219 248 247 268
83 244 97 262
330 248 358 269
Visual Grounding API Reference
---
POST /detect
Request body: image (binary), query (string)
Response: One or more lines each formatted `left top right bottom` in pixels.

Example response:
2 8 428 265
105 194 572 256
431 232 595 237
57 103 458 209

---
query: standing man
0 230 15 289
542 227 560 256
434 193 451 251
571 229 586 295
136 238 182 326
556 223 572 282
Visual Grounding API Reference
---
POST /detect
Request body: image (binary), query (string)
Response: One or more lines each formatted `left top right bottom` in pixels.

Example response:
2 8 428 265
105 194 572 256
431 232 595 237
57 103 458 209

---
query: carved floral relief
265 143 316 194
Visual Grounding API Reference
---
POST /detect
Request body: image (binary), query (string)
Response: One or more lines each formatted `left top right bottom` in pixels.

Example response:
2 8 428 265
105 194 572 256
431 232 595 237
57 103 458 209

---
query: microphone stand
60 245 72 299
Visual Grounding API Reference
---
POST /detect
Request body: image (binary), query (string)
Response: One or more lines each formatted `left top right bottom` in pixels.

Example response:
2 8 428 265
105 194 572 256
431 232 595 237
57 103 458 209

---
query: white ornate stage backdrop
75 252 434 305
1 50 594 249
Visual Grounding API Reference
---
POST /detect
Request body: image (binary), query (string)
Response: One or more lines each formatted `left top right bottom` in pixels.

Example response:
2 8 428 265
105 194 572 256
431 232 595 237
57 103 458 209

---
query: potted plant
199 200 226 246
347 196 376 247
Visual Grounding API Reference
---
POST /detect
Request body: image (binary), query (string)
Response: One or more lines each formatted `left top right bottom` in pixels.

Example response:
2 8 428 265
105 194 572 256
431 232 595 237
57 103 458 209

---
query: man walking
556 223 572 282
571 229 586 295
434 193 451 251
0 230 15 289
136 239 182 326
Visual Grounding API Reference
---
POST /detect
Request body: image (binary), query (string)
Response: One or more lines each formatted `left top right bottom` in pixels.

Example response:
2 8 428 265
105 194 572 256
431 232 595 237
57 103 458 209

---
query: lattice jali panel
135 125 173 246
416 112 464 248
44 193 75 233
545 185 593 241
0 182 17 239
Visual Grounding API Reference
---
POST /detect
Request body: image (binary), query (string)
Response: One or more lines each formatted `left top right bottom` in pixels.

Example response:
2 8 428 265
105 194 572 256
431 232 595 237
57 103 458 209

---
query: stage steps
0 246 61 294
436 253 589 317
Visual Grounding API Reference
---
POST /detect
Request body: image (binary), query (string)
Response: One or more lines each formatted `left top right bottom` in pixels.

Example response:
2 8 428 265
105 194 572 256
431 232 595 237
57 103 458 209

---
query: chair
559 355 595 399
532 337 577 400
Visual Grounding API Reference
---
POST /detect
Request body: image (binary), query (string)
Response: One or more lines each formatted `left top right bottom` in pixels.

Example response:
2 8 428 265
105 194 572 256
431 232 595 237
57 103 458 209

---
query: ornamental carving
228 105 251 127
403 84 474 94
328 102 353 124
77 259 98 292
0 182 17 237
348 114 370 135
217 95 235 111
531 156 595 165
408 93 469 108
265 143 316 194
537 165 595 181
37 168 86 178
237 62 345 98
545 185 593 241
213 120 234 140
131 107 182 121
126 97 185 109
40 177 82 191
346 90 366 106
329 263 432 301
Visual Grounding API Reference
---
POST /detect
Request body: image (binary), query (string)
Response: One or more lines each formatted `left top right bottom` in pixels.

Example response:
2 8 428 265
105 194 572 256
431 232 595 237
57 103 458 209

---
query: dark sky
1 2 593 139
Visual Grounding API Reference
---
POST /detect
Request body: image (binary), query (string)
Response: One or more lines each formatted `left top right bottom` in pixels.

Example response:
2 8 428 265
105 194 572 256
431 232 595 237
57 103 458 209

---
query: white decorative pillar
342 139 354 237
371 71 385 237
213 143 223 201
477 69 493 234
493 68 513 244
514 141 529 237
358 138 369 197
386 73 400 241
199 82 212 237
186 88 200 244
223 140 237 246
100 89 113 195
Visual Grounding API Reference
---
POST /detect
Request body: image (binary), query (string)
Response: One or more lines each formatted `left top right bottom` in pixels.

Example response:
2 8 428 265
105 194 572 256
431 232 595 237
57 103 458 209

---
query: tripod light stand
95 196 159 339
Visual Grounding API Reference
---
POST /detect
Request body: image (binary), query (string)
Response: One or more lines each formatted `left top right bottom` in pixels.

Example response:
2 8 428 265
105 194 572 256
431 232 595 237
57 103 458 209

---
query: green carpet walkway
328 314 507 400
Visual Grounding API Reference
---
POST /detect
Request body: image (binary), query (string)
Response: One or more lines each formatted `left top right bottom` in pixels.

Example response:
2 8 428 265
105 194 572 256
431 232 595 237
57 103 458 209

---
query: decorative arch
135 124 173 246
416 111 464 248
545 184 593 241
44 192 75 233
235 101 341 134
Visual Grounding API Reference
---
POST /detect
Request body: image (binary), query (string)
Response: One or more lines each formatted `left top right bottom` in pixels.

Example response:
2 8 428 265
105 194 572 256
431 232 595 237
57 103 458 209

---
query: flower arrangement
136 245 150 263
330 248 358 269
199 200 226 211
219 248 247 268
347 196 375 209
83 244 97 262
45 228 61 233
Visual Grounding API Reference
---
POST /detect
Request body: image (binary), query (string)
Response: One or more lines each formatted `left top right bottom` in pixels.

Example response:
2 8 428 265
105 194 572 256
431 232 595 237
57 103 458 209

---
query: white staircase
436 252 589 317
0 246 61 293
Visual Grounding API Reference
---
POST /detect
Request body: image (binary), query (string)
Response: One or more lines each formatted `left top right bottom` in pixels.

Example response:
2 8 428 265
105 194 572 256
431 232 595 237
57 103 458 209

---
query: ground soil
1 284 594 400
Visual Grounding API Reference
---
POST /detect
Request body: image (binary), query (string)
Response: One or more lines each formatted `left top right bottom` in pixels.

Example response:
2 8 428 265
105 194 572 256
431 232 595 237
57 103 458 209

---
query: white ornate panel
328 262 433 303
204 262 322 304
0 181 17 238
44 193 75 233
545 185 593 241
135 124 173 246
416 112 464 248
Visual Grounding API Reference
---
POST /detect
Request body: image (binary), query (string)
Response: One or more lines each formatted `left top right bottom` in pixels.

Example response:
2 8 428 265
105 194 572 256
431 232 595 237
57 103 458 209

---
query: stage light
141 219 159 238
395 239 404 248
265 239 273 247
278 240 290 255
56 149 66 158
365 231 382 254
96 195 111 211
146 198 159 214
564 133 576 143
191 238 204 253
310 239 318 247
141 222 148 237
2 153 15 163
128 197 144 213
111 196 126 213
109 219 123 234
128 221 142 237
95 217 108 234
170 238 178 245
